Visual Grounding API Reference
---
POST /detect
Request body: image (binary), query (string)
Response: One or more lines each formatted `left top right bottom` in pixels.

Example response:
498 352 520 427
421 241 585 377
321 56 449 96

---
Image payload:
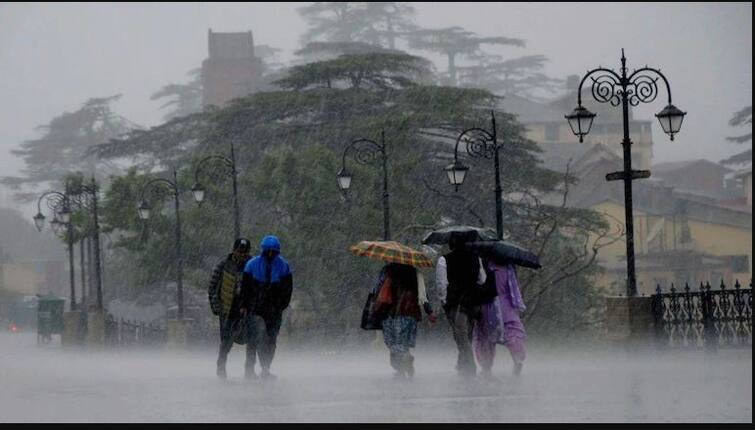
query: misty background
0 4 750 423
0 3 751 214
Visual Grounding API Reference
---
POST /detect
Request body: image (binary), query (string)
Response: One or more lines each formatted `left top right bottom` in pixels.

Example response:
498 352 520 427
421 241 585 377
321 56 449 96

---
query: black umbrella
465 240 542 269
421 225 498 245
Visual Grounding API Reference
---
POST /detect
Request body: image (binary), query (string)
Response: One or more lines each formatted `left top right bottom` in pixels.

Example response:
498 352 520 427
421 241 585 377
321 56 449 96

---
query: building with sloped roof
653 159 735 198
499 81 654 170
536 143 752 295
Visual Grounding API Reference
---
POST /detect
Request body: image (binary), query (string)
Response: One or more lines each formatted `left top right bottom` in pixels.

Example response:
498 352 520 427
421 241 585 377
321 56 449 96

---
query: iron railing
104 315 166 347
652 280 752 349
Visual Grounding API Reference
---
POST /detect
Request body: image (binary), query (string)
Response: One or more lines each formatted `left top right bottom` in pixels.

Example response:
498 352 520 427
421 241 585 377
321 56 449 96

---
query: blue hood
260 235 281 252
244 235 291 284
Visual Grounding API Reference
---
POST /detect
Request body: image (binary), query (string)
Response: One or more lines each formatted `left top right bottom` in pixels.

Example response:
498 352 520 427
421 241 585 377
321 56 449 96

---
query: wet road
0 333 751 422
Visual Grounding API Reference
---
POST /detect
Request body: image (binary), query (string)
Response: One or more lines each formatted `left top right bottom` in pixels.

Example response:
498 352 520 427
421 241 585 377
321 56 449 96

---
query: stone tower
201 29 264 107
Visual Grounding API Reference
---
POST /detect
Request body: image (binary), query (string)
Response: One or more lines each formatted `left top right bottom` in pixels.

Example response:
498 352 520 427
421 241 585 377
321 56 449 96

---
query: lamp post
68 177 104 311
34 190 76 311
444 111 504 240
137 170 185 320
336 130 390 241
565 49 686 297
191 142 241 239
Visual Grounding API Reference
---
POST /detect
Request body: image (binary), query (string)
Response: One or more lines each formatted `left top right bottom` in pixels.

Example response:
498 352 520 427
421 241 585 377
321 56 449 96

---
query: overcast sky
0 2 751 210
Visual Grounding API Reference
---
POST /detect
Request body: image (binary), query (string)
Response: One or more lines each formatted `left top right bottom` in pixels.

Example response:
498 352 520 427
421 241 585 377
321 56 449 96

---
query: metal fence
651 280 752 349
104 315 166 347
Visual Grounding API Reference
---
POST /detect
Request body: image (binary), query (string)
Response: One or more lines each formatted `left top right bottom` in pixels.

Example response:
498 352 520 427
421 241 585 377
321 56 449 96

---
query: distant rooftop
498 94 566 123
653 159 732 174
208 29 255 60
535 141 619 173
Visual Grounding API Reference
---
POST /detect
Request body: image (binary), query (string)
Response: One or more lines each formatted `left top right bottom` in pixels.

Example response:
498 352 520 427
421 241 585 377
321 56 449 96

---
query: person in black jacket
435 232 487 377
207 238 252 379
240 235 293 380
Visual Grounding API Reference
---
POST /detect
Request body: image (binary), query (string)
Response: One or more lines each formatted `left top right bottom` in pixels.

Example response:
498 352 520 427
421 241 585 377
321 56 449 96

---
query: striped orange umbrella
349 240 434 268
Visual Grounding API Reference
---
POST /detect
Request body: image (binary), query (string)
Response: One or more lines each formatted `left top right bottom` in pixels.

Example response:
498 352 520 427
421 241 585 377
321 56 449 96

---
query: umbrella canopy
465 240 542 269
421 225 498 245
350 240 434 268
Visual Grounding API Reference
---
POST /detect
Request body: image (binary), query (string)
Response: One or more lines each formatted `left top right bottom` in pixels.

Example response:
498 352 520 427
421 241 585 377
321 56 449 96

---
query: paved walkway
0 333 751 422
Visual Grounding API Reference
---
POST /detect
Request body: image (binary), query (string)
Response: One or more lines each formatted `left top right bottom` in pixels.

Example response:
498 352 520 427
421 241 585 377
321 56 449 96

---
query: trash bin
37 294 65 344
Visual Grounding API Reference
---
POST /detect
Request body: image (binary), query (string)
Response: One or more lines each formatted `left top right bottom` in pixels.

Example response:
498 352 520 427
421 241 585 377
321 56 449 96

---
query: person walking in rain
473 259 527 378
435 232 487 377
208 238 252 379
373 263 437 379
240 235 293 380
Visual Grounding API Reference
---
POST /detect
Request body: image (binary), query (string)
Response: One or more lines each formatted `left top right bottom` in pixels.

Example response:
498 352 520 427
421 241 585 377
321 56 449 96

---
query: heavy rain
0 2 751 423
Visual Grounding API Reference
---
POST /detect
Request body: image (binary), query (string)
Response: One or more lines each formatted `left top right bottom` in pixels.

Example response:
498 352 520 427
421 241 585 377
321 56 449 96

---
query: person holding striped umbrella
350 241 438 379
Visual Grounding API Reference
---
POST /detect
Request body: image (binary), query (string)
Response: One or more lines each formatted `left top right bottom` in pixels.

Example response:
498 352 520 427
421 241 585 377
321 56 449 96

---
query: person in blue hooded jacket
240 235 293 379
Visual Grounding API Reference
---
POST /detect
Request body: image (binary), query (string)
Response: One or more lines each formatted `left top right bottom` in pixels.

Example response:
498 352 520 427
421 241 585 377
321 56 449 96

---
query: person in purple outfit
473 258 527 378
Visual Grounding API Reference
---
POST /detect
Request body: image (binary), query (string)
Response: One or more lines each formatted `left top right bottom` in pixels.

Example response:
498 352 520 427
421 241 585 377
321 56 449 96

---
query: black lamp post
34 190 76 311
445 111 504 240
67 177 104 311
137 170 185 320
337 130 390 241
191 142 241 239
565 49 686 297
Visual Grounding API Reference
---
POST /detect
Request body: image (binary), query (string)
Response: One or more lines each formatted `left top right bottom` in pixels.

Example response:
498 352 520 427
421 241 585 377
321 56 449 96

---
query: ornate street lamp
34 190 77 311
137 200 151 220
57 204 71 224
336 168 353 192
191 143 241 239
190 183 205 204
565 105 597 143
445 111 504 240
655 104 686 141
73 177 105 311
137 170 186 320
336 131 390 240
444 160 470 191
33 212 46 232
50 218 64 235
565 49 686 297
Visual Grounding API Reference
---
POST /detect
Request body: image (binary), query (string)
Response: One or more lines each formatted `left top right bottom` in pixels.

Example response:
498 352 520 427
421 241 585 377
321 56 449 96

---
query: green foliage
150 69 203 122
1 95 139 200
91 44 608 341
90 111 209 171
298 2 418 49
274 52 433 90
407 27 526 85
721 105 752 166
458 54 564 100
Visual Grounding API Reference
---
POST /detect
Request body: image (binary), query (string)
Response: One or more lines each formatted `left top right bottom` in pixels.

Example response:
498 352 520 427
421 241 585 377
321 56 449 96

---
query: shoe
405 355 415 379
217 365 227 380
389 352 400 371
260 369 277 380
513 362 523 377
457 365 476 379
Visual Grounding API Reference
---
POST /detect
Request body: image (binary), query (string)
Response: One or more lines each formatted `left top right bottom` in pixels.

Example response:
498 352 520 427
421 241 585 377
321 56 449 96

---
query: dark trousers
445 305 476 375
247 314 283 370
217 316 255 372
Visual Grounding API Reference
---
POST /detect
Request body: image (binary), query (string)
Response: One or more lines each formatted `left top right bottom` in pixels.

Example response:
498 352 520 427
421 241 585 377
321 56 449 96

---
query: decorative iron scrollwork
351 139 384 166
459 128 496 159
590 73 622 106
44 193 66 212
627 74 659 106
652 281 752 349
